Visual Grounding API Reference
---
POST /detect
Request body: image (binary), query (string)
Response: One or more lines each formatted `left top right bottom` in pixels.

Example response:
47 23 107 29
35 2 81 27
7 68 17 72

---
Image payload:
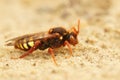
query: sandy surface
0 0 120 80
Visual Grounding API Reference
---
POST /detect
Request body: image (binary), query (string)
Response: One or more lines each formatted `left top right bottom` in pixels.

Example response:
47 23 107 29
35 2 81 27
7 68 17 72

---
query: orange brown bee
5 20 80 65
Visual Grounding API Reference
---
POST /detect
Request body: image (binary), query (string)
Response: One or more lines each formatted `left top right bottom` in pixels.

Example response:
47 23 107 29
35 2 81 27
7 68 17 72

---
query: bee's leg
48 48 57 65
19 40 40 58
64 41 73 58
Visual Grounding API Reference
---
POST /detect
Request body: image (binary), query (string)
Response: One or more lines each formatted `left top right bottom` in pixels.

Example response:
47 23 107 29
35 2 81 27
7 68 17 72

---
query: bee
5 20 80 65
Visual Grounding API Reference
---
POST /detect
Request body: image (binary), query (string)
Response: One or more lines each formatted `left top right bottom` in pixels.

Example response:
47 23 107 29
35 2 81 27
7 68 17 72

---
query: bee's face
68 32 78 46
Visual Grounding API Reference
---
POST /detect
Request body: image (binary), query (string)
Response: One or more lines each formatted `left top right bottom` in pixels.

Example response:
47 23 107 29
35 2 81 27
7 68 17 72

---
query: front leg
64 41 73 58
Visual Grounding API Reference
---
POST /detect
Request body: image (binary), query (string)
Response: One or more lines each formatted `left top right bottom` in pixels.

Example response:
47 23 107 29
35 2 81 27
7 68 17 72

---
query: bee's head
67 20 80 46
68 31 78 46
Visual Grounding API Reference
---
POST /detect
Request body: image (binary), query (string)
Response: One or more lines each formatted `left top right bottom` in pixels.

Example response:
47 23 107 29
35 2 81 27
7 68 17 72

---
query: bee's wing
5 32 42 42
5 32 60 46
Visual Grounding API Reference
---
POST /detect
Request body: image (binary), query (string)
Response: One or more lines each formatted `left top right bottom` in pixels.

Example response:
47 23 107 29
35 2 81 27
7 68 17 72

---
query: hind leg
11 40 40 59
19 40 40 58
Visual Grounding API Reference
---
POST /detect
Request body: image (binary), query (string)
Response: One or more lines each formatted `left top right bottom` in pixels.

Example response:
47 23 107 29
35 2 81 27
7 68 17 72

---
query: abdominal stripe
22 39 34 50
16 39 35 50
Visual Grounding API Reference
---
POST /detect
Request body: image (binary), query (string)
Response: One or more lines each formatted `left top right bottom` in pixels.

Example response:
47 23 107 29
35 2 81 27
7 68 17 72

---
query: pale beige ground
0 0 120 80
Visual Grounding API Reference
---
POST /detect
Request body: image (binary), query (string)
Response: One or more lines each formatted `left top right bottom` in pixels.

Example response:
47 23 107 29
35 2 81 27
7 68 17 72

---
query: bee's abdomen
15 39 35 51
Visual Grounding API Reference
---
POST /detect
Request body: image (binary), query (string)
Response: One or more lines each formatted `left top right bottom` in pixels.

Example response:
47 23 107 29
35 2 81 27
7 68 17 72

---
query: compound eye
59 36 63 40
49 28 53 33
70 35 75 41
70 35 74 39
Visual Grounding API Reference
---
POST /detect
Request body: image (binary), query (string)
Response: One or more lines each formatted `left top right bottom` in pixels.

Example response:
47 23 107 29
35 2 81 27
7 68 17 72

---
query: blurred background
0 0 115 33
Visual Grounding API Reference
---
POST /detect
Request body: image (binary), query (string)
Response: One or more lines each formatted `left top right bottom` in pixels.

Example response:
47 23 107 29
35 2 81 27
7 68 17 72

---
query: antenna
77 19 80 34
